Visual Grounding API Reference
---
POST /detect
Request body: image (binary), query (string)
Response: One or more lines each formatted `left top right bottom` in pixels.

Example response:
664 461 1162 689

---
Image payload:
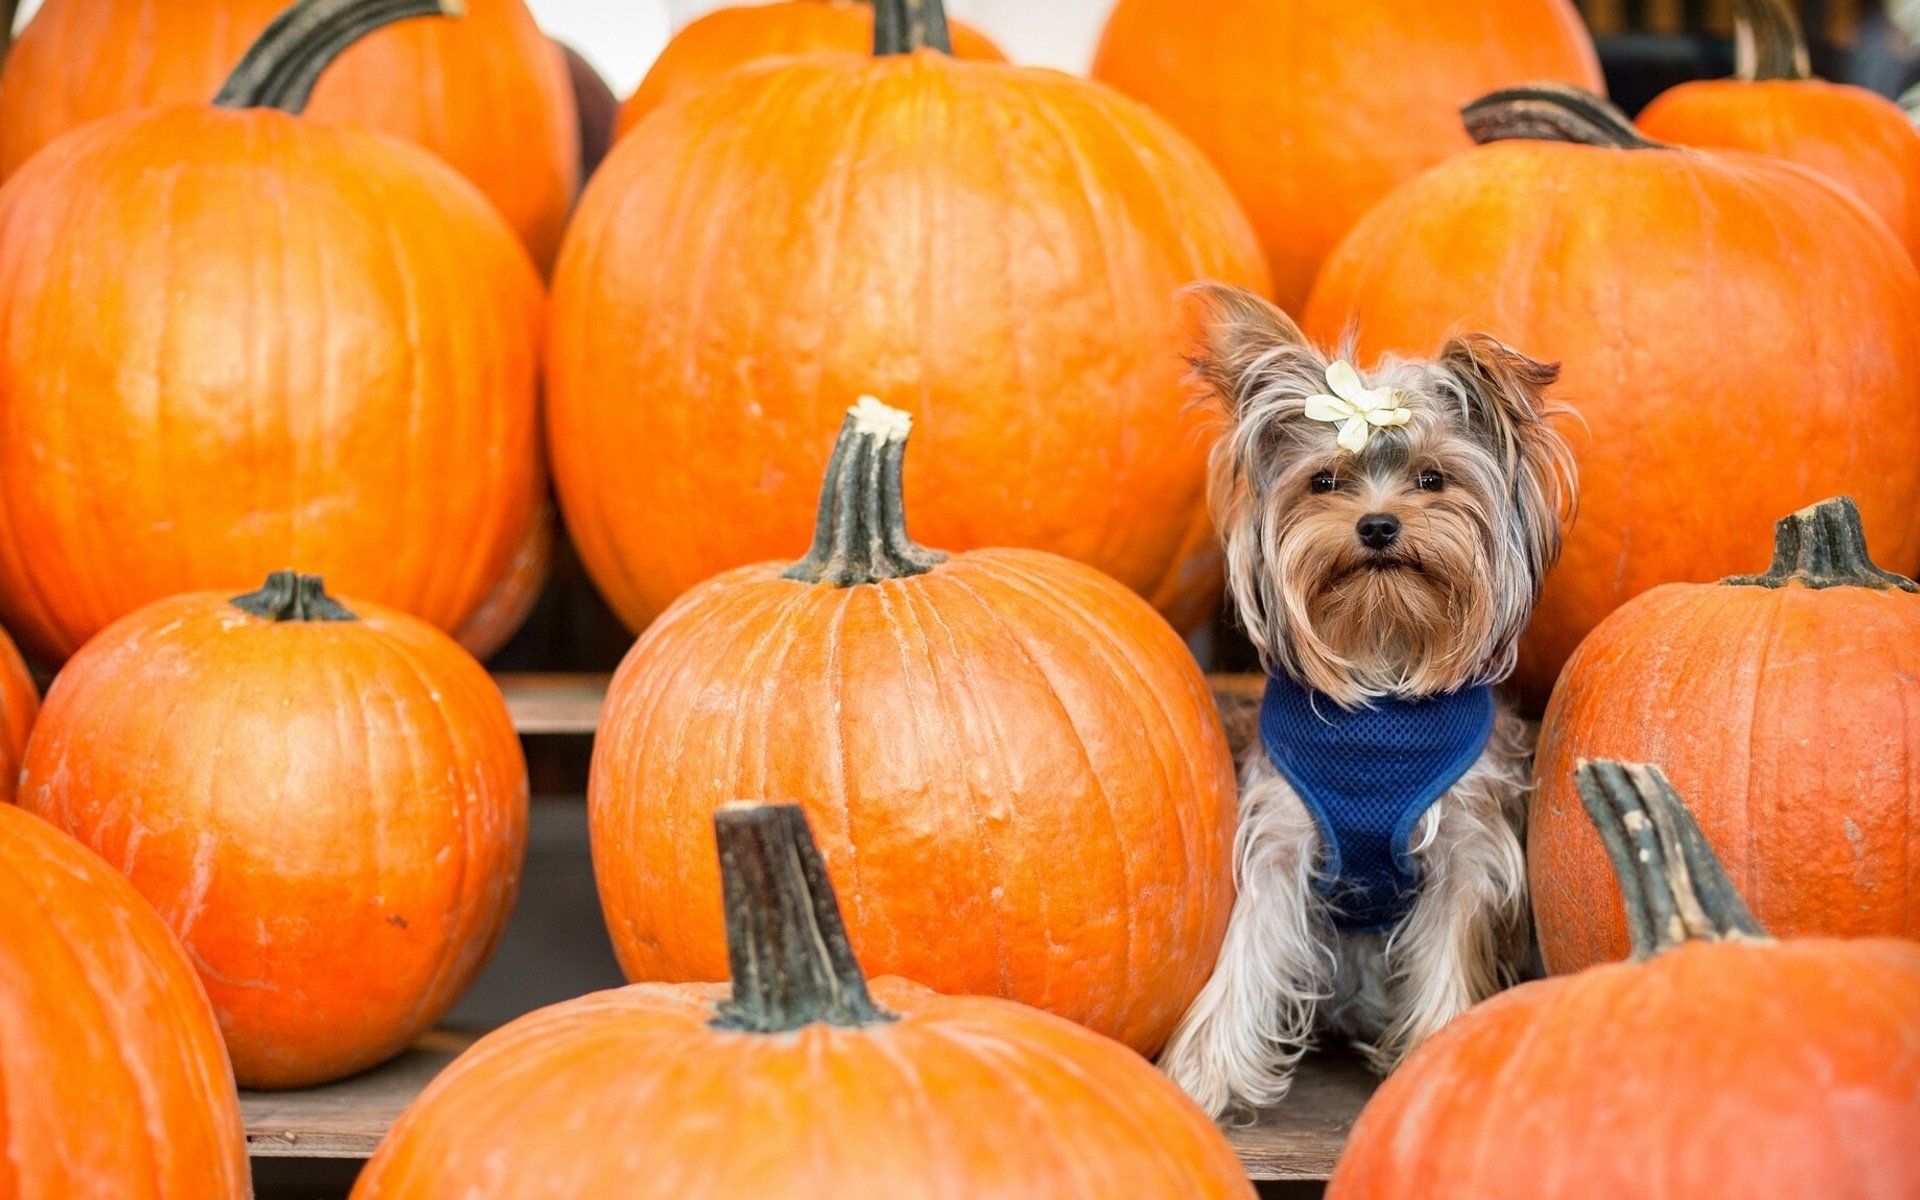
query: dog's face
1192 284 1575 707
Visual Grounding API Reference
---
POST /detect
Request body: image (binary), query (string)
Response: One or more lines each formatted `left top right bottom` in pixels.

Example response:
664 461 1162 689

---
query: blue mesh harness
1258 674 1495 932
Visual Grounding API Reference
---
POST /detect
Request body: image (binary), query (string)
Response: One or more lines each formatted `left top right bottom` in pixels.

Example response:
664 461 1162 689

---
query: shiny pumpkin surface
353 976 1257 1199
0 106 545 665
18 587 529 1088
0 802 250 1199
0 624 34 803
1302 143 1920 706
589 549 1238 1056
0 0 578 269
550 51 1269 636
1092 0 1601 313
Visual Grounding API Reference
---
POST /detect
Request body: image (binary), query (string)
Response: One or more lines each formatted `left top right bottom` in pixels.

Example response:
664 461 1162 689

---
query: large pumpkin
0 0 546 666
1090 0 1601 313
549 0 1268 636
0 623 34 803
19 571 529 1089
0 0 577 269
615 0 1005 136
1531 497 1920 972
1302 85 1920 707
0 802 250 1198
355 803 1256 1199
1637 0 1920 263
1328 761 1920 1199
588 399 1237 1056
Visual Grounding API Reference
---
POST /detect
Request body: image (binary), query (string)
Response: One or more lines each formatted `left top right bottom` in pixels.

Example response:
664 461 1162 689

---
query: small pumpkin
1637 0 1920 263
1531 497 1920 971
0 622 34 803
0 801 250 1198
616 0 1004 137
549 0 1268 637
1090 0 1601 313
1327 760 1920 1199
354 803 1257 1199
0 0 546 666
1302 85 1920 707
19 572 529 1089
588 399 1237 1056
0 0 578 269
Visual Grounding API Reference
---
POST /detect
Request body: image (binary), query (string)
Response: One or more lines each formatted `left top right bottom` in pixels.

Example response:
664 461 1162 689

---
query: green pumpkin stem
783 398 948 587
710 803 895 1034
1574 761 1765 960
214 0 465 114
230 571 359 622
1722 496 1918 592
1734 0 1812 82
872 0 952 56
1463 84 1666 151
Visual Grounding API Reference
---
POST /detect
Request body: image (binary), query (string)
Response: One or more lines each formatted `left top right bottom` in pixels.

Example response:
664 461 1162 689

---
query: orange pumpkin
549 0 1268 637
1637 0 1920 263
0 0 577 269
1328 761 1920 1199
1531 497 1920 973
1302 85 1920 707
0 0 545 666
617 0 1004 137
453 503 554 662
588 400 1237 1056
0 623 34 803
0 802 250 1198
355 803 1256 1199
1090 0 1601 313
19 571 529 1089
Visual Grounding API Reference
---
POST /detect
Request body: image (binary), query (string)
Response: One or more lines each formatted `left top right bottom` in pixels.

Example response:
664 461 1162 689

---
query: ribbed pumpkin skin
18 590 529 1089
1531 580 1920 972
0 106 545 666
589 550 1237 1055
0 803 250 1199
0 0 578 269
353 977 1257 1199
1091 0 1601 313
0 625 34 803
1302 147 1920 706
1639 80 1920 264
615 0 1004 136
549 53 1269 636
1326 939 1920 1199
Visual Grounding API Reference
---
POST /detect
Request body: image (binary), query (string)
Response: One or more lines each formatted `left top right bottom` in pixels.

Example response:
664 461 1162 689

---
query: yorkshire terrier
1160 284 1576 1118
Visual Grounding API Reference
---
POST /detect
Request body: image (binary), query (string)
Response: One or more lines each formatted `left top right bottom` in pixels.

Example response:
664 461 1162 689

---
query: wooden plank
242 1030 1376 1179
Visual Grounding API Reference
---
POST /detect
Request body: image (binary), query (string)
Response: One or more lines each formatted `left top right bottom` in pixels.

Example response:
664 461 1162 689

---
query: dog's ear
1439 333 1578 576
1182 282 1314 416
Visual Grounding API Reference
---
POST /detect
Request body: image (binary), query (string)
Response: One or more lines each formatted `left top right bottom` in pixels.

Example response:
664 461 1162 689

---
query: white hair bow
1305 361 1411 453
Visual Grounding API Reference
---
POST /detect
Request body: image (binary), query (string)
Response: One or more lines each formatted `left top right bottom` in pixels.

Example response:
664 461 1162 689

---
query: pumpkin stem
1463 84 1667 150
230 571 359 622
782 397 949 587
872 0 952 56
1733 0 1812 82
1722 496 1918 592
1574 760 1766 959
213 0 465 114
710 803 895 1034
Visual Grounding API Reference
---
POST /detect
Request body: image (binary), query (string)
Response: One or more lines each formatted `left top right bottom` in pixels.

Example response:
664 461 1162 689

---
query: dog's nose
1356 513 1401 551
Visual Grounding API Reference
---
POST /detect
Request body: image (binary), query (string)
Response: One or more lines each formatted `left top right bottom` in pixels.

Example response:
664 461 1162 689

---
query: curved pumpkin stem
1724 496 1918 592
214 0 465 115
710 803 895 1033
1733 0 1812 82
783 397 949 587
1463 84 1666 150
872 0 952 56
231 571 359 622
1574 761 1765 960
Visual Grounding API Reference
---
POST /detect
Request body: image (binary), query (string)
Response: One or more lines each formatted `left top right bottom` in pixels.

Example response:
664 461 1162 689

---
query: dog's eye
1416 469 1445 492
1310 471 1338 494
